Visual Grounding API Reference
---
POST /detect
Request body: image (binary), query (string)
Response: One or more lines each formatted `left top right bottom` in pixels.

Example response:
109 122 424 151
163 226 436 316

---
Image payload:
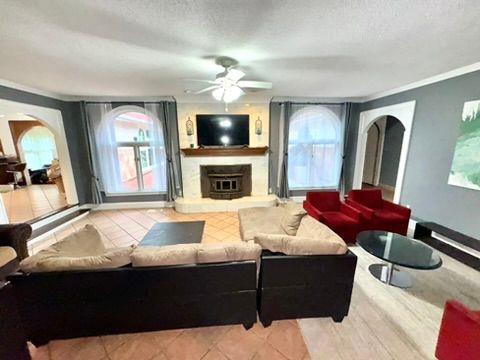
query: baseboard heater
413 222 480 271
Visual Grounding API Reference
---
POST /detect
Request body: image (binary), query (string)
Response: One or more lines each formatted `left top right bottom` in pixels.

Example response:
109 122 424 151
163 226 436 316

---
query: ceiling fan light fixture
212 87 224 101
223 85 243 103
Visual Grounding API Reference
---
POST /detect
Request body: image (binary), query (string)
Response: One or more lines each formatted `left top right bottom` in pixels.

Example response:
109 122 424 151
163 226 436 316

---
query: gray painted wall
0 86 92 204
379 116 404 187
345 70 480 238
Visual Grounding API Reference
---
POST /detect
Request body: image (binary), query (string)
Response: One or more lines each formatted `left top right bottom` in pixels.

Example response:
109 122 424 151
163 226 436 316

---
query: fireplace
200 164 252 199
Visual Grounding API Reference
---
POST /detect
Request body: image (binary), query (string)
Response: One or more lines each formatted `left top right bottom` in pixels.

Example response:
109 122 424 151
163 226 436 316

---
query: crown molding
361 61 480 103
2 61 480 105
0 78 67 100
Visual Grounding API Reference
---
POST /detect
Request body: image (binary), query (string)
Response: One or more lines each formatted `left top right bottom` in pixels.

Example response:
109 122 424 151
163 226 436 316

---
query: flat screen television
196 114 249 147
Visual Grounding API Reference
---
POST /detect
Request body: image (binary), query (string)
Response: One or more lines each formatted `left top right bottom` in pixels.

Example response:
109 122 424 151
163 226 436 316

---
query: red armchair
346 189 411 235
436 300 480 360
303 191 361 244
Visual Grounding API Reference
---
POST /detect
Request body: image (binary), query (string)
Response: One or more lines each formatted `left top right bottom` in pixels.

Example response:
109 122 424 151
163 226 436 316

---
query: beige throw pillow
280 202 307 235
20 225 133 273
254 232 347 256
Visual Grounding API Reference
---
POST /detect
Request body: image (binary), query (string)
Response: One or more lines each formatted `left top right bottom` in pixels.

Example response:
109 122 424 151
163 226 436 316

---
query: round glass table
357 230 442 288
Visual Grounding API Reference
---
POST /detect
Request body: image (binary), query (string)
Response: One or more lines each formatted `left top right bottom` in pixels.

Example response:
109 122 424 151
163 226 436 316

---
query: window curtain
339 102 353 195
81 102 102 204
85 102 124 194
151 101 183 202
144 103 168 193
268 101 292 198
270 101 347 197
278 102 293 198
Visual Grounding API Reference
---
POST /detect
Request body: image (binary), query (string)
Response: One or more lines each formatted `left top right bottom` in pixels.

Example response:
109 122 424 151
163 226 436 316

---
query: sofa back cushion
349 189 383 209
131 242 261 267
131 244 200 267
20 225 133 273
306 191 340 211
280 202 307 235
254 232 347 255
238 206 285 242
197 242 261 264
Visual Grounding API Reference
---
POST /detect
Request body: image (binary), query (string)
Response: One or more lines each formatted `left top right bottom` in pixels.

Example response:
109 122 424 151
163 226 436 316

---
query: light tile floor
1 184 67 223
28 209 310 360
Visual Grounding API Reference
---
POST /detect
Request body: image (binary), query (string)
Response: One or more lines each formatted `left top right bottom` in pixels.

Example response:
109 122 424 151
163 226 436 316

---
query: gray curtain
81 101 103 204
340 102 353 196
277 102 293 198
156 101 183 201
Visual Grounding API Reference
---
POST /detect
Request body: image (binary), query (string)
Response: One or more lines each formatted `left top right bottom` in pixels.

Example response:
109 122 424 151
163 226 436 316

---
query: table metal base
368 263 412 288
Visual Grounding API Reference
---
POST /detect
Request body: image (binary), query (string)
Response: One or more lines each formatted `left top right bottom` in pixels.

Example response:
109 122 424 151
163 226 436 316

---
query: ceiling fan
188 56 272 103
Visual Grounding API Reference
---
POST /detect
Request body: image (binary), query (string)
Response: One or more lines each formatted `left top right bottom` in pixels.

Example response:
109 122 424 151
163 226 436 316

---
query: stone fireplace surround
175 102 275 212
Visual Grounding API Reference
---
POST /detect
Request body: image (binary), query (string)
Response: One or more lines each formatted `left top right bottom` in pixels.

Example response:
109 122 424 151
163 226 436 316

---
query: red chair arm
303 200 322 221
382 200 411 218
436 300 480 360
340 203 362 221
345 199 375 221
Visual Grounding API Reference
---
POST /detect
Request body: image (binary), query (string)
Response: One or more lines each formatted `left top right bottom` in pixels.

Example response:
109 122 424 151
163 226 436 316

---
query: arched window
96 106 166 194
288 106 343 189
21 126 58 171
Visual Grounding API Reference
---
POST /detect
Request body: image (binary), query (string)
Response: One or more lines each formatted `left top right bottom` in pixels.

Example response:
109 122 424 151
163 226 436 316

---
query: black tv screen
196 114 249 147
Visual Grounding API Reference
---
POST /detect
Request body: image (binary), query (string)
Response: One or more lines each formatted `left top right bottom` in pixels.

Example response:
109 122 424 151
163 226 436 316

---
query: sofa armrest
340 203 361 221
345 199 374 221
382 200 411 218
303 200 322 221
0 224 31 260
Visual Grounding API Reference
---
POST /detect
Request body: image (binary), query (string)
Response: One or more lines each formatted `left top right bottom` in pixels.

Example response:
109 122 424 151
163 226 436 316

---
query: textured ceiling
1 0 480 101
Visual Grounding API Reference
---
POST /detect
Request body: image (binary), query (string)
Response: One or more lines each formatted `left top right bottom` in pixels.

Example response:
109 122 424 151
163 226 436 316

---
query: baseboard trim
87 201 173 210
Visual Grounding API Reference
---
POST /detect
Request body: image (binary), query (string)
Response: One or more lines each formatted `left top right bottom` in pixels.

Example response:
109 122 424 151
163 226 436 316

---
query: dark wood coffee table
139 221 205 247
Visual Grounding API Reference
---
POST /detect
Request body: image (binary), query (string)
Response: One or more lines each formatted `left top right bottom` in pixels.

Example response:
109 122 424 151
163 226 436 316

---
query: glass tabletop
357 231 442 270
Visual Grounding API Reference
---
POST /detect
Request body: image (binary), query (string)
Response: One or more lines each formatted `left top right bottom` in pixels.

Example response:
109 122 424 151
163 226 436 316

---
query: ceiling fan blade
225 68 245 82
237 80 272 89
194 85 221 94
184 79 219 84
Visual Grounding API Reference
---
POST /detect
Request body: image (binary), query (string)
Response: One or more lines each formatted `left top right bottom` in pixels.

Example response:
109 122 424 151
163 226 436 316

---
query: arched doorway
361 116 405 201
0 98 77 224
353 101 415 203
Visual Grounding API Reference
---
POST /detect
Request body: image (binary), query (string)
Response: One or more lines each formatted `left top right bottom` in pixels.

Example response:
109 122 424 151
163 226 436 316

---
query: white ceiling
1 0 480 101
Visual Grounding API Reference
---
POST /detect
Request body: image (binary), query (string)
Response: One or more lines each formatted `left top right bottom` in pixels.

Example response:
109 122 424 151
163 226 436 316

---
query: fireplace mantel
181 146 268 157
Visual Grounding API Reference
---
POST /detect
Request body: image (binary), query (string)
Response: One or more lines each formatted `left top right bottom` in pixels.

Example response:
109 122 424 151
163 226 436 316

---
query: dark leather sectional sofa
9 260 258 346
2 222 357 353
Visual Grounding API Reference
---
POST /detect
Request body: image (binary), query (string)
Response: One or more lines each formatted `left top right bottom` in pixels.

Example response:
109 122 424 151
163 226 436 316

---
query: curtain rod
272 101 346 105
83 100 175 104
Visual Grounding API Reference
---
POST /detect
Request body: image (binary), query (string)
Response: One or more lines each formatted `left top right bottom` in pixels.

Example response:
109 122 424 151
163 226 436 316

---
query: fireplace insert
200 165 251 200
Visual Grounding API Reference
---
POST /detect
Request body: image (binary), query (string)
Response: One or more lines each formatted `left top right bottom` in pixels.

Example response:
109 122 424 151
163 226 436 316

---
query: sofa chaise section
238 204 357 325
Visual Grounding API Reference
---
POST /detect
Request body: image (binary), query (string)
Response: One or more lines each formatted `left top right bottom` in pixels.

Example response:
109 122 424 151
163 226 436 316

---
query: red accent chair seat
303 191 361 244
436 300 480 360
346 189 411 235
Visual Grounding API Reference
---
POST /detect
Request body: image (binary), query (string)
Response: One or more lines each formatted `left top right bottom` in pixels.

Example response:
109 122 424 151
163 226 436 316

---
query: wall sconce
255 116 262 135
186 117 194 136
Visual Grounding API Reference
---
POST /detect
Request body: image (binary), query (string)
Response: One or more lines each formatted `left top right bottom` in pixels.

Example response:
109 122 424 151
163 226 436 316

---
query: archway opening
361 115 405 201
0 114 67 223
